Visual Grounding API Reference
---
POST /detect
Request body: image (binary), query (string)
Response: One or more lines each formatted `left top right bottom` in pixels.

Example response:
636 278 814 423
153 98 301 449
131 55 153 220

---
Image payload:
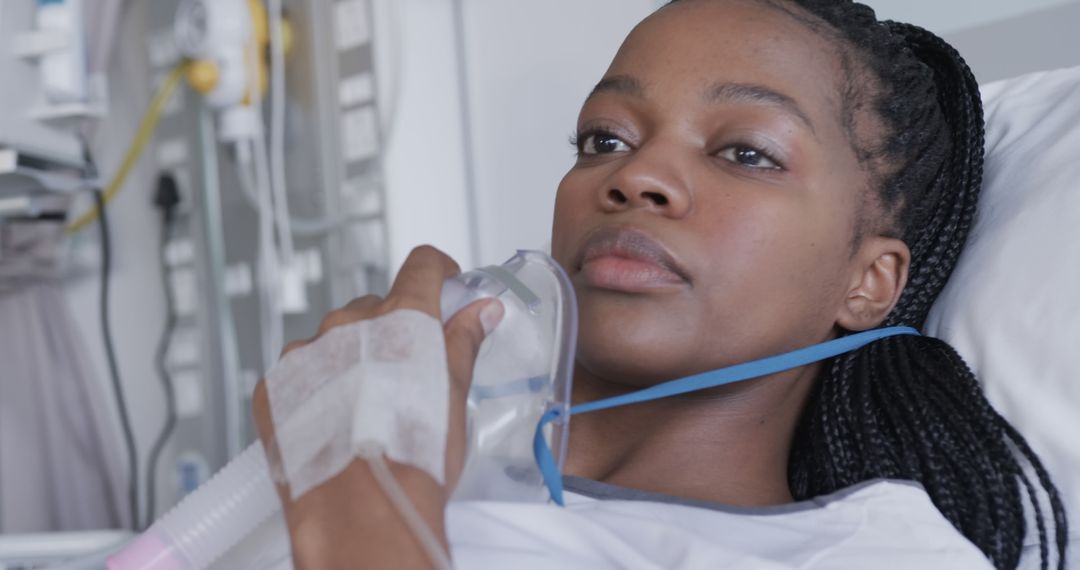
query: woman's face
551 0 882 385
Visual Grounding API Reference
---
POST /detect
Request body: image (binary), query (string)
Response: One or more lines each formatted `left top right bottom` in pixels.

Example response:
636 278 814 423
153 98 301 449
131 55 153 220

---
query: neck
562 362 819 507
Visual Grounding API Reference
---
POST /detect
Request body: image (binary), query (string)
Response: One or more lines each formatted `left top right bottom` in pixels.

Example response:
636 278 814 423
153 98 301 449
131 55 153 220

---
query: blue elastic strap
534 326 921 506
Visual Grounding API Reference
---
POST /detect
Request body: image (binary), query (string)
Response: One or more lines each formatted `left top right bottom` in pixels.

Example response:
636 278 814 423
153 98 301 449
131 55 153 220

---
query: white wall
944 2 1080 83
376 0 475 270
865 0 1080 83
458 0 658 266
379 0 657 271
864 0 1078 34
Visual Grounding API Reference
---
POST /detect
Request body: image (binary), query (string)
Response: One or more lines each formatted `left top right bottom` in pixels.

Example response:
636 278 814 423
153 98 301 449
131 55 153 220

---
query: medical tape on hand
264 309 449 500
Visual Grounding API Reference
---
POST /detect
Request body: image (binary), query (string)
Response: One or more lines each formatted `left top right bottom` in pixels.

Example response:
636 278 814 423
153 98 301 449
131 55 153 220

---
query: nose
598 148 692 218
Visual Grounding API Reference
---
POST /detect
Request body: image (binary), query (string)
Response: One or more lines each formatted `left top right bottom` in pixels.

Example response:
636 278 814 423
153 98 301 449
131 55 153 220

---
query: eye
717 145 782 170
577 131 631 155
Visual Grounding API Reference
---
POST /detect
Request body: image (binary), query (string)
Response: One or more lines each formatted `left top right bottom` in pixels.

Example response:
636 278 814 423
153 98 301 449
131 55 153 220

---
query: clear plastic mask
440 250 578 502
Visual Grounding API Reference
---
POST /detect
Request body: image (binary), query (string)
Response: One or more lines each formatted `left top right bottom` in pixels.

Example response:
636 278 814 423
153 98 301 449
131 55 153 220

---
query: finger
386 245 461 318
251 380 273 446
310 295 385 338
344 294 383 312
443 299 504 489
443 298 505 392
279 339 310 358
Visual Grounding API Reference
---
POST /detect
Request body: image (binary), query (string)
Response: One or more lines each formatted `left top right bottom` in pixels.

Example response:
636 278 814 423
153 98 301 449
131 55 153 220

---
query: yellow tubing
66 61 189 234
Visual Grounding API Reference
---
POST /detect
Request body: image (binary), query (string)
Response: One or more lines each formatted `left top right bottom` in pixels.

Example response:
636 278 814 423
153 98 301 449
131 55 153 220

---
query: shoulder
787 479 993 569
446 480 993 569
571 479 991 568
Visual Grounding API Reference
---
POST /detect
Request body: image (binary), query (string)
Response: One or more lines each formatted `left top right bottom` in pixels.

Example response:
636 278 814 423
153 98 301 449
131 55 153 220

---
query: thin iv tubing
267 0 294 263
366 453 455 570
250 137 285 372
242 27 285 372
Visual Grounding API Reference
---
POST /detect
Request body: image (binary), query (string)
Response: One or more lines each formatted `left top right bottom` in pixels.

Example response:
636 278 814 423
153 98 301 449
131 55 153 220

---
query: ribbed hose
107 443 279 569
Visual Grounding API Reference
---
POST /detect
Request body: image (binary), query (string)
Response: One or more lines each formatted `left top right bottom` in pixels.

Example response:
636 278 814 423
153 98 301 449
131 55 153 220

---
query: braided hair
664 1 1068 568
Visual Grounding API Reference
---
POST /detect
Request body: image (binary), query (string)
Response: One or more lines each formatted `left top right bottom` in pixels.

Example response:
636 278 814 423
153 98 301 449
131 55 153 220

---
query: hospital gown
446 478 993 569
226 477 997 569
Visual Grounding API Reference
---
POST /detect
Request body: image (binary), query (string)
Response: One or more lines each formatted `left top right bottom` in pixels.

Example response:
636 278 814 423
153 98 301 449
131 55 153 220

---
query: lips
576 226 691 292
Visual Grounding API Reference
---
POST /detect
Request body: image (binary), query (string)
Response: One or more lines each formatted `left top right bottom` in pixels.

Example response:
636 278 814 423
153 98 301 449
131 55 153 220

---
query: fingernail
479 301 505 336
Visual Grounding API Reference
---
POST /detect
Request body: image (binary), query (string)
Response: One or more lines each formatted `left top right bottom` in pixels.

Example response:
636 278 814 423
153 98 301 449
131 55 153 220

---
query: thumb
442 298 503 492
443 298 504 392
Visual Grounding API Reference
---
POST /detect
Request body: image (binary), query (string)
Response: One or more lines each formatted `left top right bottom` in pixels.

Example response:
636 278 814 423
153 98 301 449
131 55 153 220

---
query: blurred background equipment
1 0 402 547
132 0 397 527
0 0 130 538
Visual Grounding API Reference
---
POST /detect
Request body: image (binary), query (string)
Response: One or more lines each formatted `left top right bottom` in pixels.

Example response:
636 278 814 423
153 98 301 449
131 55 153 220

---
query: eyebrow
587 75 645 101
705 81 816 133
586 74 815 134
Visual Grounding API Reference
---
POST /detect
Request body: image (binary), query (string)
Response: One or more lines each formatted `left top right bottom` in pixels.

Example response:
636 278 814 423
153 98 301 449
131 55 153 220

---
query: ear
835 236 910 332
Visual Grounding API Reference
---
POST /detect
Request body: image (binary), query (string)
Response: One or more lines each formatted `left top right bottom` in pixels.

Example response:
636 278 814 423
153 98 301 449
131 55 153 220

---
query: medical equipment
104 249 578 569
0 531 131 568
120 0 395 519
174 0 296 376
442 250 578 502
0 0 103 200
1 0 152 536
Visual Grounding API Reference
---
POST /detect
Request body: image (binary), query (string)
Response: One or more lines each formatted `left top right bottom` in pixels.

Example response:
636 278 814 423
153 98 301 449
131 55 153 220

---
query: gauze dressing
264 309 451 498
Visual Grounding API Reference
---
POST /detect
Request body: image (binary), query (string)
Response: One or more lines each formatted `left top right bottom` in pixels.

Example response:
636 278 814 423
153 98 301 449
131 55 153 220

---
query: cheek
605 195 852 377
550 172 592 266
694 194 854 348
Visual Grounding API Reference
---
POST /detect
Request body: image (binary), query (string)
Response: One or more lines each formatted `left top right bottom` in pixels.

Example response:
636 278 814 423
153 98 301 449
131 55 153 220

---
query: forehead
605 0 845 131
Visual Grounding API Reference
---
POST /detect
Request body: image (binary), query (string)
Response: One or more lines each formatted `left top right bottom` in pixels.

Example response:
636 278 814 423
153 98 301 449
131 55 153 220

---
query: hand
250 245 504 568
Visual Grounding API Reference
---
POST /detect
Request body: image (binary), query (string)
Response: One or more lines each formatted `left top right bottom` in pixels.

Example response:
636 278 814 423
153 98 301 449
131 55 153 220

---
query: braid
765 2 1069 568
878 21 983 327
664 0 1068 567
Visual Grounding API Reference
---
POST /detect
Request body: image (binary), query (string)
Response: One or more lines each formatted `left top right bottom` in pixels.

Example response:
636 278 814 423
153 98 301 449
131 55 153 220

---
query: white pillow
924 65 1080 541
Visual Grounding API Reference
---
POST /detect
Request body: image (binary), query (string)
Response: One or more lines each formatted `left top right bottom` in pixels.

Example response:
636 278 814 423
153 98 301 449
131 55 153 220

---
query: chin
573 292 705 386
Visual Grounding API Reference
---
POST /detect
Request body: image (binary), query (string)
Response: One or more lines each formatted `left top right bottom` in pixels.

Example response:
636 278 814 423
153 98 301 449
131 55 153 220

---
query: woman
254 0 1068 567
